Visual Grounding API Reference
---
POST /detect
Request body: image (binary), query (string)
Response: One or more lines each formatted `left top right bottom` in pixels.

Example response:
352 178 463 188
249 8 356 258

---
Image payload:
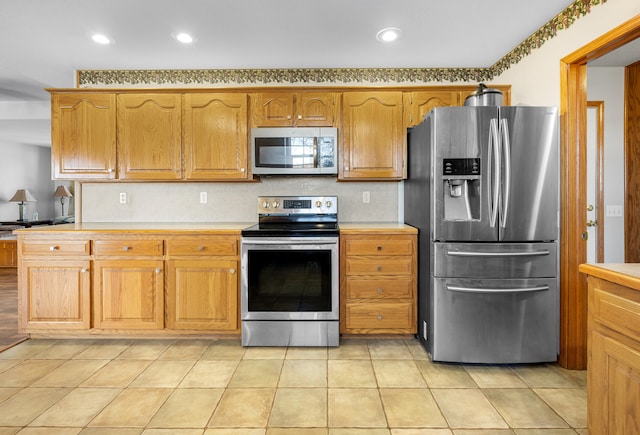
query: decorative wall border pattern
77 0 606 87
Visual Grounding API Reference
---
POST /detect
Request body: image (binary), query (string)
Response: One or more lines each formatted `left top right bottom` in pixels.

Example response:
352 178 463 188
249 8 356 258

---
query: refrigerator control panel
443 158 480 176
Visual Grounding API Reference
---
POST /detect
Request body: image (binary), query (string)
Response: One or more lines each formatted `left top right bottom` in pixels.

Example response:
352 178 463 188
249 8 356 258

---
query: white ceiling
0 0 635 147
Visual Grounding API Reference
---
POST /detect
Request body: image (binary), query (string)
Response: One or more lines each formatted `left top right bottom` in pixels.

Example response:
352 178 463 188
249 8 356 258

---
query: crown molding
77 0 607 87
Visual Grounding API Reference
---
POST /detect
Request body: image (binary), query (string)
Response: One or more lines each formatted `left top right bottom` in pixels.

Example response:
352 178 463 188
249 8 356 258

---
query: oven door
241 236 339 321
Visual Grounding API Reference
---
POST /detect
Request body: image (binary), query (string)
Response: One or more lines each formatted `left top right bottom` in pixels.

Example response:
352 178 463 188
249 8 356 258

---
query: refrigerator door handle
499 118 511 228
446 250 551 257
446 284 550 294
488 118 500 228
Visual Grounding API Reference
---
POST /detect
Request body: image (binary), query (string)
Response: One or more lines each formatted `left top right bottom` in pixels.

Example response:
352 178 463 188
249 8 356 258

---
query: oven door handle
243 240 338 246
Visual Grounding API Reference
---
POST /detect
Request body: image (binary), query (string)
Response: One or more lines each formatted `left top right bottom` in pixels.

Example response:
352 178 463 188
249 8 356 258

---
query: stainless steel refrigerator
404 106 559 363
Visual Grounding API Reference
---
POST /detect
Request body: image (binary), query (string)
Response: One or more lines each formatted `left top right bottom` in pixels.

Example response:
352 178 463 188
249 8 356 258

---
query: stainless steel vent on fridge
404 106 560 364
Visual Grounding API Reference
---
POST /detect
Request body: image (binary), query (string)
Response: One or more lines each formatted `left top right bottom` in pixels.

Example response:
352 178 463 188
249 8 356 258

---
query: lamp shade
9 189 36 202
53 185 72 198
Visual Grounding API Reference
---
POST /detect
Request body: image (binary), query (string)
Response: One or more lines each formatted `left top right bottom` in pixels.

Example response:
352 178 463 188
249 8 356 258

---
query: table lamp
9 189 36 221
54 185 72 216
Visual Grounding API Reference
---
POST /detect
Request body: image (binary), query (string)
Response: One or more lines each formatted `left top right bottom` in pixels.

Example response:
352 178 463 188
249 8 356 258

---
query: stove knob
261 201 270 209
272 201 280 208
325 200 332 208
315 200 322 208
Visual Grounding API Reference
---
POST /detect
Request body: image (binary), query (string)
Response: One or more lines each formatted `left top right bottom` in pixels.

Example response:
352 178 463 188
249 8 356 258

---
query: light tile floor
0 337 587 434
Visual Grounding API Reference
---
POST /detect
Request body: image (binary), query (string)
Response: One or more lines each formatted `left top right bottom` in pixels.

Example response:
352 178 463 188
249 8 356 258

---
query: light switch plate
606 205 623 217
200 192 208 204
119 192 127 204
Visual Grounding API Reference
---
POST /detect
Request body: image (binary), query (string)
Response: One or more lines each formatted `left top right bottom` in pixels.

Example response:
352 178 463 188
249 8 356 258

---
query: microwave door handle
313 137 318 168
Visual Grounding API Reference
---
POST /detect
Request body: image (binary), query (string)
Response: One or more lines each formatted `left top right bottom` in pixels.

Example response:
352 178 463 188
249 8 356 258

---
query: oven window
247 249 332 312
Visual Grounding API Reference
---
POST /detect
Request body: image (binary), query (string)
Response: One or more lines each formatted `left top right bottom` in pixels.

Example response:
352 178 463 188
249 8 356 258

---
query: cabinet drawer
345 302 414 330
22 240 91 257
346 278 414 299
166 236 238 257
94 239 163 256
345 257 413 276
592 285 640 343
344 238 413 256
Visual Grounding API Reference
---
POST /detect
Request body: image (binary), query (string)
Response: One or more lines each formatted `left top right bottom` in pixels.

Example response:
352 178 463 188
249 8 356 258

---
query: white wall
495 0 640 105
0 142 56 221
587 67 625 262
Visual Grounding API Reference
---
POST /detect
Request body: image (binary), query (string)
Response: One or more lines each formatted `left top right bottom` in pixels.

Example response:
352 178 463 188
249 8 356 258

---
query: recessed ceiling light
174 32 194 44
91 34 112 45
376 27 402 43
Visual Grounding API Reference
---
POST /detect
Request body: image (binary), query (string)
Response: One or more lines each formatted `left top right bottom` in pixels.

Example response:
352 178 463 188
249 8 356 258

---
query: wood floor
0 268 28 352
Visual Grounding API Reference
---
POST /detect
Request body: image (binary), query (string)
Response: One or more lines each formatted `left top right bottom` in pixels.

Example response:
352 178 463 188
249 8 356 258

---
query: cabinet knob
241 168 246 172
297 114 302 120
81 268 87 273
377 246 382 251
198 246 205 251
377 266 383 272
287 115 292 120
49 246 59 251
123 246 131 251
230 268 236 274
377 288 383 294
155 268 162 273
377 314 383 321
107 168 113 173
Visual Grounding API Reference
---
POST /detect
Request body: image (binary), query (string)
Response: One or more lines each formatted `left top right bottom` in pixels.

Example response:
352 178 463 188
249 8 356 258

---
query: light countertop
579 263 640 292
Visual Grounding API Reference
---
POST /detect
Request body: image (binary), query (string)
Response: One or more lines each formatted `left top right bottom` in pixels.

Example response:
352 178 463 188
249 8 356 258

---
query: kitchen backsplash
81 178 401 223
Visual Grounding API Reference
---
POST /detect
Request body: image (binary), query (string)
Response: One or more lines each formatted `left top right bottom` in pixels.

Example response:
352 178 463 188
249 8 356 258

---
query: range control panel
258 196 337 215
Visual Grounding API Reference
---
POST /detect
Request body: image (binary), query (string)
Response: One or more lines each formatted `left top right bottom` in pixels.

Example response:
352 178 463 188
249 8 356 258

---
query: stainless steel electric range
241 195 339 347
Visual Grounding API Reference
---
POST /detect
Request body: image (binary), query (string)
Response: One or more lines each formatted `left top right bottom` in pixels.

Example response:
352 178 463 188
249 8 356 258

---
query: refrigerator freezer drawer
432 242 557 279
430 276 559 363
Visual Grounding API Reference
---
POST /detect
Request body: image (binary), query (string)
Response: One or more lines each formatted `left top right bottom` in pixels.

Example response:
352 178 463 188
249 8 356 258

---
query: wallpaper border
77 0 606 87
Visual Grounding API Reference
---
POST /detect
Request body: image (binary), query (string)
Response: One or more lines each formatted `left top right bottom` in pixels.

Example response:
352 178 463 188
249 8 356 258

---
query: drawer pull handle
230 268 236 274
49 246 59 251
377 314 383 321
155 268 162 274
377 246 382 251
377 288 383 294
198 246 205 251
123 246 131 251
377 266 383 272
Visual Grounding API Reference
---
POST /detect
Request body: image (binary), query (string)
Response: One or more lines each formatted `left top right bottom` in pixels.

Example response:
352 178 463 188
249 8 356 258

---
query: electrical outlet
362 191 370 203
200 192 208 204
119 192 127 204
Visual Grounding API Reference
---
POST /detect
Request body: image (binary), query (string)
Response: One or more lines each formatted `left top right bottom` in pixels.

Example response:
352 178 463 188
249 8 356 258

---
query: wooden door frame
587 100 605 263
559 14 640 369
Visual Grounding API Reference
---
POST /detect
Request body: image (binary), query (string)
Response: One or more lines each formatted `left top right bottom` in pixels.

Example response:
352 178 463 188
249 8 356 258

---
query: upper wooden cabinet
403 91 460 128
341 92 405 180
51 93 117 179
250 92 338 127
184 93 249 180
117 93 183 180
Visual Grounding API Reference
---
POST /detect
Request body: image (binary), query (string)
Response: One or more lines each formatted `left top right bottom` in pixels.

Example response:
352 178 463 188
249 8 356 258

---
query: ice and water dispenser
442 158 480 221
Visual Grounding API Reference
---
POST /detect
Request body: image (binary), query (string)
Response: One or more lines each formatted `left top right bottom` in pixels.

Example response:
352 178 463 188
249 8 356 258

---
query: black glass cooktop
241 222 339 237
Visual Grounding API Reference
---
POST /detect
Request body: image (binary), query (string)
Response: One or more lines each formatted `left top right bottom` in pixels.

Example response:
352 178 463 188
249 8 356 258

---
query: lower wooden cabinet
166 259 238 330
19 259 91 330
93 259 165 329
586 274 640 434
340 232 417 334
0 239 17 267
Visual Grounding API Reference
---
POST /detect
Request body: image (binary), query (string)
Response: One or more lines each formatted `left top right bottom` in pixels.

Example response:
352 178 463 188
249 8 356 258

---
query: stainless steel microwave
251 127 338 175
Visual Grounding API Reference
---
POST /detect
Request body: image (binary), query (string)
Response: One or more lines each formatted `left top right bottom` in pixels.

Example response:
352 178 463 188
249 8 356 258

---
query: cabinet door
117 94 182 180
19 260 91 330
51 93 116 179
184 93 249 180
251 93 295 126
341 92 405 179
166 259 238 330
93 259 164 329
0 240 17 267
295 92 337 126
403 91 460 127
